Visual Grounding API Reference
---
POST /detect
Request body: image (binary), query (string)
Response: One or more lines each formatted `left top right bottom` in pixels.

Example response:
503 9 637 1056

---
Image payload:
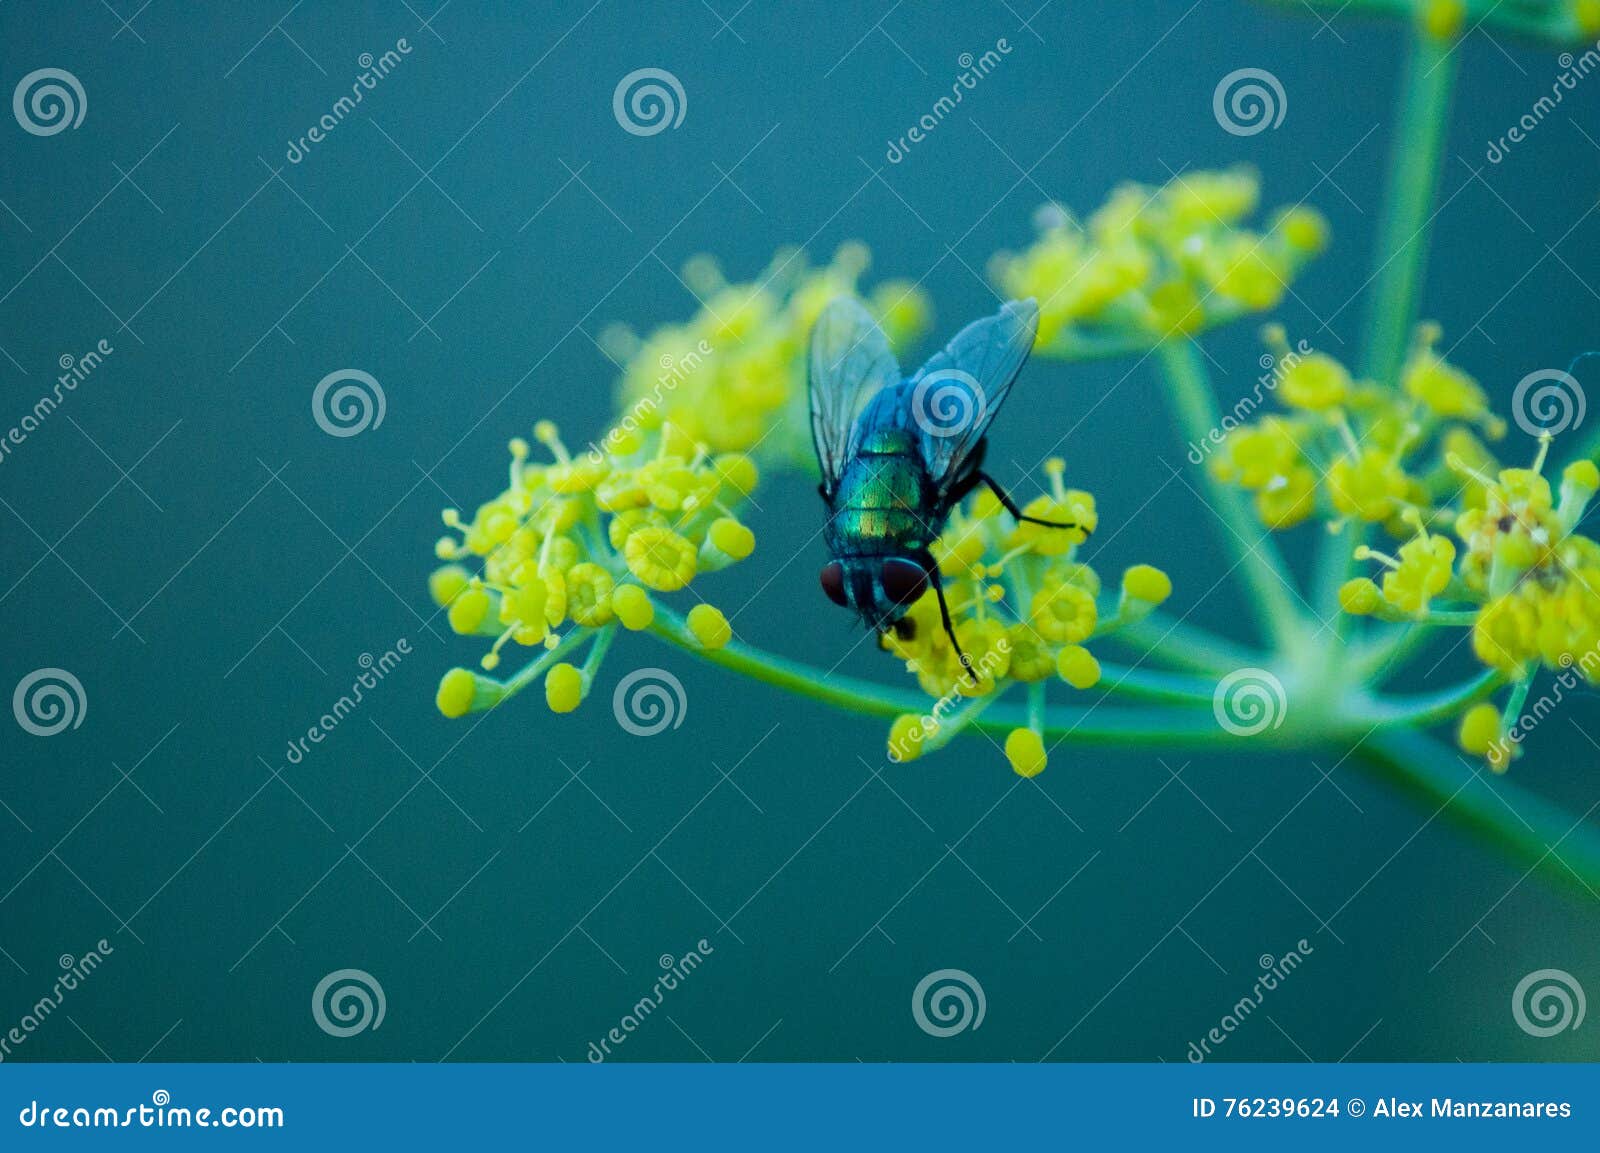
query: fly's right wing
808 297 901 501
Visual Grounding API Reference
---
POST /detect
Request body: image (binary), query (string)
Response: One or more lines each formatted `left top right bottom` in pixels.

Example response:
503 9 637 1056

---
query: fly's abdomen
827 447 938 552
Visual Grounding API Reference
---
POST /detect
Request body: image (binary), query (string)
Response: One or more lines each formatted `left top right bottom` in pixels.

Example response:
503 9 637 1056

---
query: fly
808 295 1082 678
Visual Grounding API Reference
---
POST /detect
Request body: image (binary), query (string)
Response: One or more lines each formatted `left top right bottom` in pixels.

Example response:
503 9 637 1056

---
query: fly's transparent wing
905 298 1039 499
808 296 900 498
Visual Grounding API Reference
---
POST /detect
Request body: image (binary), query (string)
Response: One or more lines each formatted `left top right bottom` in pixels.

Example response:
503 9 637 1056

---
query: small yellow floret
429 564 472 607
612 584 655 631
687 604 732 649
1122 564 1172 606
888 714 926 763
435 668 477 718
1339 577 1383 615
448 586 491 634
1056 645 1102 690
1457 703 1501 757
708 517 756 560
545 662 584 713
1564 459 1599 492
1004 728 1048 778
624 526 699 591
1421 0 1465 39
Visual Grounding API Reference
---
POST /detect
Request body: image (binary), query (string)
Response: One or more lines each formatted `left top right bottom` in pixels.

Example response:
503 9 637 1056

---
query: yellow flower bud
1339 577 1383 615
436 668 477 718
1564 459 1599 492
1121 564 1172 606
888 714 927 763
687 604 732 649
429 564 472 607
1457 703 1501 757
1004 728 1048 778
708 517 756 560
612 584 655 631
447 585 491 635
1056 645 1102 690
545 662 584 713
624 526 698 591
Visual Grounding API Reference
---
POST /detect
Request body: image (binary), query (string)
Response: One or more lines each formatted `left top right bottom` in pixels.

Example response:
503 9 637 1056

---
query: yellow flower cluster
882 460 1172 777
1212 323 1504 533
429 419 754 719
990 168 1326 352
599 243 931 465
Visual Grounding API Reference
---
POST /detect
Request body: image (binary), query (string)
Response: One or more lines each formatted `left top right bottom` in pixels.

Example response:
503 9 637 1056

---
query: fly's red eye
820 561 849 607
880 557 929 606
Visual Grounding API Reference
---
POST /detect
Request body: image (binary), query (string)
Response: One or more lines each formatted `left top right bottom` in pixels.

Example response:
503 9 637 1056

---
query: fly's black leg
979 471 1085 533
927 564 978 683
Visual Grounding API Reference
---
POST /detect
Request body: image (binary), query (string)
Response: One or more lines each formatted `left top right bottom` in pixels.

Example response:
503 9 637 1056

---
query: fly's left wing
808 296 900 500
904 298 1040 500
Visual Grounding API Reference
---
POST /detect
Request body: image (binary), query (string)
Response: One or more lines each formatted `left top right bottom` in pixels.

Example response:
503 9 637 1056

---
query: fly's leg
979 471 1085 534
928 565 978 683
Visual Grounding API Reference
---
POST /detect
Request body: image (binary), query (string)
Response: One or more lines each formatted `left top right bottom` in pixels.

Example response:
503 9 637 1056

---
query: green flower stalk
424 8 1600 896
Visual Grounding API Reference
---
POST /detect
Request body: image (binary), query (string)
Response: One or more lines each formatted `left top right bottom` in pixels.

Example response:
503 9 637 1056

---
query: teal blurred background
1 1 1597 1062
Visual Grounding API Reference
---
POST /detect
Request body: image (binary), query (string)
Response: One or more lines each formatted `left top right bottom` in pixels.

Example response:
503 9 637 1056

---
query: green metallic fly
808 295 1081 677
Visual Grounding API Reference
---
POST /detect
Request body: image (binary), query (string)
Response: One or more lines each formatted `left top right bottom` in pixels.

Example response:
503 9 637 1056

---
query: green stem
1114 613 1262 675
500 627 594 700
1358 667 1504 727
1361 27 1457 384
1360 727 1600 898
1155 338 1306 646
